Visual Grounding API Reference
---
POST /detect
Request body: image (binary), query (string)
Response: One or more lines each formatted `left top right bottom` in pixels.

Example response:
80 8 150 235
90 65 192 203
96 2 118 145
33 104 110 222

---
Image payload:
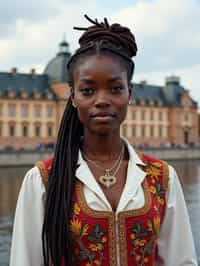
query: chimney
140 80 147 86
11 67 17 74
31 68 36 75
165 76 180 86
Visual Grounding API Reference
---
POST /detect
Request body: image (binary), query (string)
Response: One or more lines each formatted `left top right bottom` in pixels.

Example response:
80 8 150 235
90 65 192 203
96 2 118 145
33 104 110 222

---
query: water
0 161 200 265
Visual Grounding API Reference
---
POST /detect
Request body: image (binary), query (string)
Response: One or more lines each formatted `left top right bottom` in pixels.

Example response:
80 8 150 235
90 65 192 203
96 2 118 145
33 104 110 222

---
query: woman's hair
42 15 137 266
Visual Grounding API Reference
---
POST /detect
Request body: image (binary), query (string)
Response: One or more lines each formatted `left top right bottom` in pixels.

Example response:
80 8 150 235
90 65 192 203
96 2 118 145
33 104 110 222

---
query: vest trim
35 161 49 189
76 181 117 266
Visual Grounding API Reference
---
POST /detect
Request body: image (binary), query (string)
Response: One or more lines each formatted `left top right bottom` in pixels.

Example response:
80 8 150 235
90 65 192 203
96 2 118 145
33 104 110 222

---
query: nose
94 90 111 107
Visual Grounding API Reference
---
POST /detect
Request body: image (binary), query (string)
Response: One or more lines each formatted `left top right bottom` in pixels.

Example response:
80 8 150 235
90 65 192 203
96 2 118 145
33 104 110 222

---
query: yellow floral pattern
128 158 167 265
70 201 108 265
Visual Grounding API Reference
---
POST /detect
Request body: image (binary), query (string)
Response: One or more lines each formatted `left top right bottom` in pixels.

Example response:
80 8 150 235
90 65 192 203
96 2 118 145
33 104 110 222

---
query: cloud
111 0 200 106
0 0 61 38
0 0 103 72
112 0 200 72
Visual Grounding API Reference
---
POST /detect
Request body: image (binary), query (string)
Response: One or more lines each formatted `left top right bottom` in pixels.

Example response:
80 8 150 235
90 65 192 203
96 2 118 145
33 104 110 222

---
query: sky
0 0 200 107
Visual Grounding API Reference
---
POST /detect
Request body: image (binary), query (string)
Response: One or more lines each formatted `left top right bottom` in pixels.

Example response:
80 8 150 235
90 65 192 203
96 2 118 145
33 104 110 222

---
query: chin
90 125 119 136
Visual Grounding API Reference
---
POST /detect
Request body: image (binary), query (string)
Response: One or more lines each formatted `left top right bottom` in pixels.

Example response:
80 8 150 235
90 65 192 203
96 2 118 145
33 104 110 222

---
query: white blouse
10 141 198 266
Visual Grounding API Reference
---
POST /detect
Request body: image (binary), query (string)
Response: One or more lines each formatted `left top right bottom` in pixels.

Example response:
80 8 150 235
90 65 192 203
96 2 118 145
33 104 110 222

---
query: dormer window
33 90 41 99
46 91 53 100
21 89 28 99
8 89 16 98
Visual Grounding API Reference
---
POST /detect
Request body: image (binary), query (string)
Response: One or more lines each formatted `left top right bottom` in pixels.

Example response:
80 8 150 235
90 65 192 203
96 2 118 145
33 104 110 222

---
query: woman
10 15 197 266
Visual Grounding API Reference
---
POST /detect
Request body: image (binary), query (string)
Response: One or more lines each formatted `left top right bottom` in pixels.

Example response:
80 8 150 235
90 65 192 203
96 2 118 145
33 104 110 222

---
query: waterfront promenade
0 147 200 166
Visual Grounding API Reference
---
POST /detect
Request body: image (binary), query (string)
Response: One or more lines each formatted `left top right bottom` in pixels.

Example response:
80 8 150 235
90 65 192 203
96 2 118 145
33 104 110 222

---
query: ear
70 87 77 108
128 85 133 104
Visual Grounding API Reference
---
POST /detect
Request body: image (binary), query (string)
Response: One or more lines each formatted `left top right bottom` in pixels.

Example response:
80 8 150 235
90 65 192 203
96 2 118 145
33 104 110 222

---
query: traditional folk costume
10 140 197 266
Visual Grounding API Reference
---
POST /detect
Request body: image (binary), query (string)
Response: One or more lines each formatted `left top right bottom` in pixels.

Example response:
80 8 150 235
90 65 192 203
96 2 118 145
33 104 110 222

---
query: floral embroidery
145 162 162 180
70 219 107 265
68 155 167 265
126 158 166 265
129 217 160 265
74 202 81 215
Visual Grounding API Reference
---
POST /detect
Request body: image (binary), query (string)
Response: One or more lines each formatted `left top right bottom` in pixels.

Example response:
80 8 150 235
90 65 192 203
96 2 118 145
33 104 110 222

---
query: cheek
117 97 129 120
76 104 90 124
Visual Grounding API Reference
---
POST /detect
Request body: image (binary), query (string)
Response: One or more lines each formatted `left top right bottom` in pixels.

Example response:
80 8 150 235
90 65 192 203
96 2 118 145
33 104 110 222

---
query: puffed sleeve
157 165 198 265
9 166 46 266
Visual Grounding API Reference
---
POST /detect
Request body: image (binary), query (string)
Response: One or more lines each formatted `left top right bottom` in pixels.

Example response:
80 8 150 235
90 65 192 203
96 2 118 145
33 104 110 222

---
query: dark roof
0 72 56 99
132 79 197 108
43 40 71 83
133 83 165 104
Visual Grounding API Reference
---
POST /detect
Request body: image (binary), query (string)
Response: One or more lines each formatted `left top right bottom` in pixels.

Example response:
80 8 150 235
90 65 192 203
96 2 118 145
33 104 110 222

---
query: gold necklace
83 144 124 188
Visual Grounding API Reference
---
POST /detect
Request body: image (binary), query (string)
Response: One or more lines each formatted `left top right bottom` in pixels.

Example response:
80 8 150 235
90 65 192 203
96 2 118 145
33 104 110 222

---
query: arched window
9 124 15 137
22 125 28 137
35 124 41 137
47 124 53 137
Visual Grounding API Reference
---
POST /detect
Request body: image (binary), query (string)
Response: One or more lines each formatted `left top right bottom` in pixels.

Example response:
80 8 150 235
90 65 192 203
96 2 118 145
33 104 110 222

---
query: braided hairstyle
42 15 137 266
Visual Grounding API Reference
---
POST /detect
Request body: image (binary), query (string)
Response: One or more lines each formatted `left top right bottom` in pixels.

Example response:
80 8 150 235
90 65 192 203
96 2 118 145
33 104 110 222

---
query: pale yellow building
0 42 198 149
0 41 70 149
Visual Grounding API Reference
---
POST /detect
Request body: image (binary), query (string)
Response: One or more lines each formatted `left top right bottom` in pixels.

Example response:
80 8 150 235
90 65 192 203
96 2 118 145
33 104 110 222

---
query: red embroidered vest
36 153 169 266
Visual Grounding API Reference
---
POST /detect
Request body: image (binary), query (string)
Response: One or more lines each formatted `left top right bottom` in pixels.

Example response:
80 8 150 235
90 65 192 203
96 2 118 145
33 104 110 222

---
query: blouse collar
75 138 147 212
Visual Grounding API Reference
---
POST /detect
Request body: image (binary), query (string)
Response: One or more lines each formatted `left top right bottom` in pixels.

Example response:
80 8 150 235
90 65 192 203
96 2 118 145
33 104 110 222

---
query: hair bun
74 15 137 58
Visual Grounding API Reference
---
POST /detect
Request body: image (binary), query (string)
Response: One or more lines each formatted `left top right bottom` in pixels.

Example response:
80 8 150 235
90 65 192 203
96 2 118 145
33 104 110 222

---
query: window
150 110 154 120
0 122 2 136
46 105 54 118
141 125 145 137
122 125 127 136
184 113 189 122
132 126 136 137
9 125 15 137
47 126 53 137
22 125 28 137
0 104 3 116
35 125 41 137
159 126 162 137
8 104 16 117
150 125 154 137
21 104 29 117
141 110 145 120
34 104 42 117
159 111 162 121
132 111 135 120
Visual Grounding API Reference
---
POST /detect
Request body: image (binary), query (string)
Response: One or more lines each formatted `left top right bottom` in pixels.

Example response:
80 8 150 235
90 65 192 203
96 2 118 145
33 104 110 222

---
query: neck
82 131 123 160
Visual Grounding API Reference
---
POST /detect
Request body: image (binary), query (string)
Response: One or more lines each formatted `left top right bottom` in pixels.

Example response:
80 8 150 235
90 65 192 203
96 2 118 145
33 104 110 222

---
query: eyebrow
79 76 123 83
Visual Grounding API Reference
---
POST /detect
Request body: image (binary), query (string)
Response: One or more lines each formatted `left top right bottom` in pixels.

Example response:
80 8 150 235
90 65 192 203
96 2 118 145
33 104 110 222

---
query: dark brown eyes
80 86 124 96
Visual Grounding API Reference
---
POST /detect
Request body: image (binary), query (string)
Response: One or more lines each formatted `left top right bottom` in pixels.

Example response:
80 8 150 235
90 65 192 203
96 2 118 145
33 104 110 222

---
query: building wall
0 98 60 148
121 105 170 146
0 83 198 149
121 102 198 147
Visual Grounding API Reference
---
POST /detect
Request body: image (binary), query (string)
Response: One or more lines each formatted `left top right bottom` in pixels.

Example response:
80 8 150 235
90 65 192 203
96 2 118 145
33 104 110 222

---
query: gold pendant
98 169 117 188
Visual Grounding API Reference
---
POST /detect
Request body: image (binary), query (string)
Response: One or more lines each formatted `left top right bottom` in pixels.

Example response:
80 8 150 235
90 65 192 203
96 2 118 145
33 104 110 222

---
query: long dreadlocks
42 14 137 266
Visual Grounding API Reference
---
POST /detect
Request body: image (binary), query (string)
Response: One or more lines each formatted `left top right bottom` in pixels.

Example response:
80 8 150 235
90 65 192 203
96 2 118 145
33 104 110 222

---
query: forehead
73 54 127 80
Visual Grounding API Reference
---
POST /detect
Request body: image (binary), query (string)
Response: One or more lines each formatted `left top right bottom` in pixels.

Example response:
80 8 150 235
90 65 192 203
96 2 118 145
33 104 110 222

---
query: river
0 160 200 265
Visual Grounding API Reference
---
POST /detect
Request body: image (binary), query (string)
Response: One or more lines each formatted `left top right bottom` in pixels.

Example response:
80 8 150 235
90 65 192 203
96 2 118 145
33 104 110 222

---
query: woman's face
72 54 131 136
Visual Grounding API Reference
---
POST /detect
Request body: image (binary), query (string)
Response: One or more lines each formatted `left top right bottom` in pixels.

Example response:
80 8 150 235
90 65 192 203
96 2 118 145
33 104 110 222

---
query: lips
91 112 116 118
90 112 116 122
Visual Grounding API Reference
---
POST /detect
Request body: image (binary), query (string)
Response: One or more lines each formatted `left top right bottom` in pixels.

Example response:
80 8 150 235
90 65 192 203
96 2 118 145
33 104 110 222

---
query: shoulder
35 157 53 189
17 165 46 203
138 151 169 191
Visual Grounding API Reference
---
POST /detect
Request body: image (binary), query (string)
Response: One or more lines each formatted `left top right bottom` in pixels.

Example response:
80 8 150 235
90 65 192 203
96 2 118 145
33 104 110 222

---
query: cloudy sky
0 0 200 106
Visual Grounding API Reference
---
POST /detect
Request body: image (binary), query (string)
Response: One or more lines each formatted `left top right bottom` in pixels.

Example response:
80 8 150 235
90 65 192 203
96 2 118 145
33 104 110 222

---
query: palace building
0 41 198 149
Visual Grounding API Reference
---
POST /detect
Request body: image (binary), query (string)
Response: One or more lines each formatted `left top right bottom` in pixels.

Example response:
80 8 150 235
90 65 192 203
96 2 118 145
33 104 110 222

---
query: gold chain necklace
83 144 124 188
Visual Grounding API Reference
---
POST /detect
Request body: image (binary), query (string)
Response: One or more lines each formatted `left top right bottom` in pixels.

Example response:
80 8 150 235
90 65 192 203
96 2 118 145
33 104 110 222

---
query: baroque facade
0 41 198 149
122 77 198 147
